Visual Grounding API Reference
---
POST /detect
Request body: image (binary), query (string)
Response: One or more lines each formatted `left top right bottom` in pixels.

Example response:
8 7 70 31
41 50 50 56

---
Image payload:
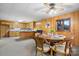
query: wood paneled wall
35 10 79 46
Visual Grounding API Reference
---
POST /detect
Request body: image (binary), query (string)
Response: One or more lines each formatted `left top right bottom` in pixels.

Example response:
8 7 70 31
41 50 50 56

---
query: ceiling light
48 10 57 15
48 10 54 15
17 20 24 22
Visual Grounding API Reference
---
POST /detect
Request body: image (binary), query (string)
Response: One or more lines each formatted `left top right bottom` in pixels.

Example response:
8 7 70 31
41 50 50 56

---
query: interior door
0 24 10 38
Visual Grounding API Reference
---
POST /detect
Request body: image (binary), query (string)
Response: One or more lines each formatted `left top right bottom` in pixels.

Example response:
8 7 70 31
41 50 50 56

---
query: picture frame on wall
56 18 71 31
45 22 50 28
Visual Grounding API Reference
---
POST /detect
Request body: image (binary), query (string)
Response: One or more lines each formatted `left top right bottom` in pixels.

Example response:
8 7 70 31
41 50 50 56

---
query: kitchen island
20 31 36 39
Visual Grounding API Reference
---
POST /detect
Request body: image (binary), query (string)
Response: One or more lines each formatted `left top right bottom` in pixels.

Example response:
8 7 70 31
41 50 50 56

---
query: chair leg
69 47 72 56
50 45 57 56
41 50 43 56
68 41 72 56
53 45 57 56
50 48 53 56
36 49 37 56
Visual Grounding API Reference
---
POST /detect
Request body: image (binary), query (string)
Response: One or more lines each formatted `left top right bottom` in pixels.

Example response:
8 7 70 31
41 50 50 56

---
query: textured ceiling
0 3 79 22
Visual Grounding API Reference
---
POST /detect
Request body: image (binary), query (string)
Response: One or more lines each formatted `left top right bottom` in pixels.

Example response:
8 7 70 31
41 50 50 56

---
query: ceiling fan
43 3 64 14
36 3 74 15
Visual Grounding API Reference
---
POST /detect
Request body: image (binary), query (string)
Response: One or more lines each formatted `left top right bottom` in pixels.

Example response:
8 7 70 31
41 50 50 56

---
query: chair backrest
54 33 75 55
66 32 75 39
65 33 75 46
34 36 44 49
36 30 43 34
64 33 75 55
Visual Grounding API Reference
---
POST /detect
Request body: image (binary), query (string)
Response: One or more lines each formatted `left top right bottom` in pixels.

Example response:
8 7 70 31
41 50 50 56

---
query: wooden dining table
37 34 68 55
39 34 66 45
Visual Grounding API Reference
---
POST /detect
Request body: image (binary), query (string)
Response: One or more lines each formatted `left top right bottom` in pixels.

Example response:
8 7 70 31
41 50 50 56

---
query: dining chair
53 33 74 56
34 36 50 56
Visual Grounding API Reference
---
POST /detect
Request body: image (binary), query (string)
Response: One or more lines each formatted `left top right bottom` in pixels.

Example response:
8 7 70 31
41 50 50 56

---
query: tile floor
0 37 36 56
0 37 79 56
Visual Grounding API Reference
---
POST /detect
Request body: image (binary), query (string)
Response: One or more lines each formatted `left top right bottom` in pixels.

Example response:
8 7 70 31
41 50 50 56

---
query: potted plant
48 29 56 36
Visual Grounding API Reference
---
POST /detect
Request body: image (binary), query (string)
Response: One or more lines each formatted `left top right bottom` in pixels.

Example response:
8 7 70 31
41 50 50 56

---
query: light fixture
48 10 54 15
17 20 24 22
48 9 57 15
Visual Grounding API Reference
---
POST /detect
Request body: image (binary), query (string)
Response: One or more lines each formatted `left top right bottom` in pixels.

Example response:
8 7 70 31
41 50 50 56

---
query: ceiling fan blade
55 3 74 8
46 8 51 13
43 3 52 9
35 4 49 11
35 7 45 11
62 3 75 6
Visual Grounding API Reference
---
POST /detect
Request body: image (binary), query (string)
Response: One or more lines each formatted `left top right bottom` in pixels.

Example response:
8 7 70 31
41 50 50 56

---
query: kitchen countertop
10 29 36 32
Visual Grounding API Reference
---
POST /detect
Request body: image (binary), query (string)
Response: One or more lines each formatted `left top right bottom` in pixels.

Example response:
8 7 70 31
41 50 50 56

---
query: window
56 18 70 31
